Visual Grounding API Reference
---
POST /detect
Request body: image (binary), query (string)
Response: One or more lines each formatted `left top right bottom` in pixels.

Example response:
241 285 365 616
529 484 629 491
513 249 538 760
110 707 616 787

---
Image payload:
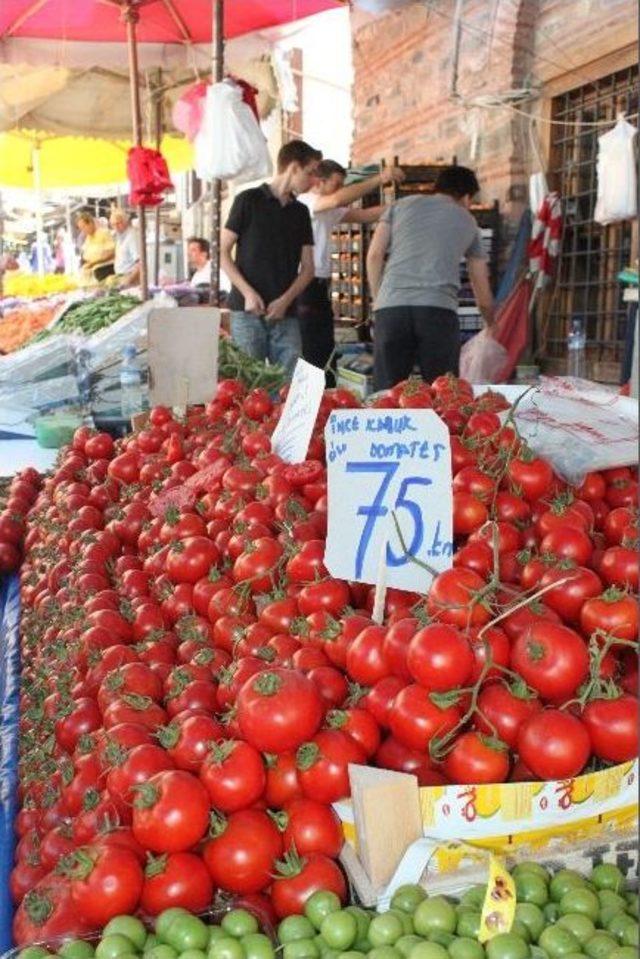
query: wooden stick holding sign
148 308 220 409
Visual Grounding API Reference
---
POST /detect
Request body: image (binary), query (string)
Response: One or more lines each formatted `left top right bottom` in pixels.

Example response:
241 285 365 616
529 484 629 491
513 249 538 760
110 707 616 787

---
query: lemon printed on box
500 782 534 821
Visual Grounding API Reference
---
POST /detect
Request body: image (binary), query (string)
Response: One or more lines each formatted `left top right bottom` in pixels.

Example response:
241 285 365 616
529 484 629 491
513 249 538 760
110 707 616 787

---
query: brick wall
350 0 637 240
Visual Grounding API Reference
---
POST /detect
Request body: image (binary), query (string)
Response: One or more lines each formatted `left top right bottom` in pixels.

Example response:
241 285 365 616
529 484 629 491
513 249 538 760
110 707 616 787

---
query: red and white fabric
528 192 562 289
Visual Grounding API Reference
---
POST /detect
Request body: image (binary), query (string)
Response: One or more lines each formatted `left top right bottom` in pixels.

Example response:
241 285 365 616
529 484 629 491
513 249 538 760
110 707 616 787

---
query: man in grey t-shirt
366 166 495 390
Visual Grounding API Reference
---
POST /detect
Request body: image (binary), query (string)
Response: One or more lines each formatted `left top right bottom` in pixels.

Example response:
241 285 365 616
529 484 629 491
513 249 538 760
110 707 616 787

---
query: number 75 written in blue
345 461 433 580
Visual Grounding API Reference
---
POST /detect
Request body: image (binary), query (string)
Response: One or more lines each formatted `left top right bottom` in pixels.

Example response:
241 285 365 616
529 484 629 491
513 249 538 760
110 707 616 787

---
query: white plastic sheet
459 328 508 384
594 116 638 225
193 80 272 183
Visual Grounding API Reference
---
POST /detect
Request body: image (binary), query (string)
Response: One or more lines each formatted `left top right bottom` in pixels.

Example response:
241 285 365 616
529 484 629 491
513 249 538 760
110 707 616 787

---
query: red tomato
539 566 603 625
511 622 589 702
580 589 638 641
582 695 638 763
281 798 343 858
507 455 554 502
296 729 366 803
374 736 444 786
382 617 418 681
166 536 220 585
326 707 381 757
540 526 594 566
453 492 489 536
475 682 542 748
140 851 214 915
66 844 143 927
132 770 210 853
427 569 492 628
236 668 324 753
199 739 266 812
406 624 474 692
346 625 390 686
389 684 462 753
157 713 224 772
13 879 90 946
203 809 283 894
518 710 591 779
599 547 639 591
271 852 346 918
442 732 510 785
264 752 303 807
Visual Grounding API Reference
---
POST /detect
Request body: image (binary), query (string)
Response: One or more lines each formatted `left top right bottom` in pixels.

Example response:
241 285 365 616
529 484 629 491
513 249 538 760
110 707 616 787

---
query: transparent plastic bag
459 328 508 384
194 80 272 182
594 116 638 225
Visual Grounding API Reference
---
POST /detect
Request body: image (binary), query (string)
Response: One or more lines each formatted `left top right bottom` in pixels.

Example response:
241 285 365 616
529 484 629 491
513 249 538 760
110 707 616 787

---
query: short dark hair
434 165 480 199
187 237 210 256
316 160 347 180
277 140 322 173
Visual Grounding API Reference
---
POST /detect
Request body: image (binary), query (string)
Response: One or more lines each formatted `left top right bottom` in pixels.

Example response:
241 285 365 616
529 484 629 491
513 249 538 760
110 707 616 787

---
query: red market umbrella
1 0 342 299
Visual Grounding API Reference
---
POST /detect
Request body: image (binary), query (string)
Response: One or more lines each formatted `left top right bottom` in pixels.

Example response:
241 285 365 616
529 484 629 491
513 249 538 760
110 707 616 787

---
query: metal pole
123 1 149 300
209 0 224 306
33 144 45 278
153 69 163 286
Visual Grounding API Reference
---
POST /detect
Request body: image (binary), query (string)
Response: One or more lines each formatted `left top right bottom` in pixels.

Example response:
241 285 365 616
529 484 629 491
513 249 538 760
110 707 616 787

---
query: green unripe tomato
608 948 637 959
557 916 596 945
516 876 549 908
18 948 50 959
368 948 402 959
208 940 245 959
512 864 551 885
60 943 96 959
459 887 487 911
539 927 581 959
584 935 618 959
392 886 428 915
96 937 139 959
280 919 318 944
515 904 546 944
413 899 457 938
321 913 358 952
408 943 449 959
222 912 259 939
485 933 530 959
448 938 485 959
543 905 561 925
368 914 405 948
550 873 587 904
242 935 275 959
146 947 179 959
166 918 210 954
591 867 626 894
156 910 190 943
344 908 371 944
144 937 161 954
396 937 423 958
282 941 320 959
456 913 481 940
306 893 342 931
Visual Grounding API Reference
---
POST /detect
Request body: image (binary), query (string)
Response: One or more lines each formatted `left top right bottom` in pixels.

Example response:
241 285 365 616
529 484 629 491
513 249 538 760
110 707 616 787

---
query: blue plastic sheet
0 575 21 952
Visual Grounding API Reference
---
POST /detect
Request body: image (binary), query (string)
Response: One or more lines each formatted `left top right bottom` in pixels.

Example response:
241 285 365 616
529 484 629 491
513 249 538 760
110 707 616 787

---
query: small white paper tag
271 358 326 464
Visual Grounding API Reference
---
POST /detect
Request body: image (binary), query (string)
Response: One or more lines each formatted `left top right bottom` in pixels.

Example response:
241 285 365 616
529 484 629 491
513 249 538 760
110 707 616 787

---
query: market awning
0 0 343 42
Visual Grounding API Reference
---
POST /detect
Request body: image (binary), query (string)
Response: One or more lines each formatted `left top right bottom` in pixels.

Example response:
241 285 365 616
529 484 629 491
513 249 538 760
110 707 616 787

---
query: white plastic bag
459 328 508 384
594 116 637 225
194 80 272 182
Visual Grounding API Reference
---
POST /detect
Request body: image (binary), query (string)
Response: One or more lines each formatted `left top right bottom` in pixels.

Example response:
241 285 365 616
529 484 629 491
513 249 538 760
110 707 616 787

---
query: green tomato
157 911 190 943
605 917 637 947
388 911 415 936
408 943 449 959
368 914 405 948
557 916 596 945
392 886 428 915
414 899 457 938
306 893 343 931
397 936 423 958
609 949 637 959
624 897 638 920
550 874 588 904
104 919 147 952
538 928 581 959
460 887 487 911
430 935 457 950
242 935 275 959
456 913 481 940
146 947 179 959
209 931 228 948
485 933 530 959
512 864 551 885
18 948 50 959
222 912 259 939
208 939 245 959
584 936 617 959
282 942 320 959
516 904 546 944
145 938 161 954
280 918 318 944
620 923 638 948
598 892 627 914
514 922 534 945
315 940 338 959
60 943 95 959
166 919 210 954
321 913 358 952
591 867 626 894
559 891 600 923
368 949 402 959
179 951 207 959
448 938 484 959
516 876 549 908
96 937 139 959
544 906 561 925
344 908 371 943
528 948 551 959
337 953 367 959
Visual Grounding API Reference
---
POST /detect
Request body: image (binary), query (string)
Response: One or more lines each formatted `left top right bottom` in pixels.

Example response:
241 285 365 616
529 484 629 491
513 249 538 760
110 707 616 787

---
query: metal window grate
544 65 638 383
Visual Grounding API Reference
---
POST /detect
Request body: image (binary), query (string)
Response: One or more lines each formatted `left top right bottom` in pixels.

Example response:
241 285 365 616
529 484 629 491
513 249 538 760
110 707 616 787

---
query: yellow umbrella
0 130 193 191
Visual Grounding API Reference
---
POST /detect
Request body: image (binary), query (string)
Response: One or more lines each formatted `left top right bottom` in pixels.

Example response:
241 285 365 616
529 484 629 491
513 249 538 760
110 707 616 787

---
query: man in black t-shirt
221 140 321 379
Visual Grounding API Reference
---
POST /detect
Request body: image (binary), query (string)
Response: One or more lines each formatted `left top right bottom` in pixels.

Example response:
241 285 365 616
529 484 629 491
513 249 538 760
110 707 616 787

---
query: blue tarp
0 575 21 952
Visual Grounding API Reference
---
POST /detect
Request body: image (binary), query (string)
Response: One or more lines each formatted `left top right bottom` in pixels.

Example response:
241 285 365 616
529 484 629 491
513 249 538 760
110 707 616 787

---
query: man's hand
380 166 405 186
244 290 265 315
265 296 289 322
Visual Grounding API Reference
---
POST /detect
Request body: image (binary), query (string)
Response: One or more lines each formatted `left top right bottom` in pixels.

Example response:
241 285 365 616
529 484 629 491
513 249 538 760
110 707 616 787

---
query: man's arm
312 167 404 213
119 263 141 287
265 246 315 321
366 220 391 299
466 257 496 329
342 206 385 224
220 227 264 314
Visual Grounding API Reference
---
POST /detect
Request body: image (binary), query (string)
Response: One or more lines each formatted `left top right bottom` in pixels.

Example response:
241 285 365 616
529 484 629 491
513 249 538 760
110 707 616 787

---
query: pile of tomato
8 373 639 945
0 469 41 574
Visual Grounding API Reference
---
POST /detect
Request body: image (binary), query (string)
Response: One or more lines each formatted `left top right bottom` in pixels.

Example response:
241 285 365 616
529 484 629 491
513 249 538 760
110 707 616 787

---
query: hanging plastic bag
594 116 638 225
127 147 173 207
172 81 208 141
460 328 509 384
194 79 272 182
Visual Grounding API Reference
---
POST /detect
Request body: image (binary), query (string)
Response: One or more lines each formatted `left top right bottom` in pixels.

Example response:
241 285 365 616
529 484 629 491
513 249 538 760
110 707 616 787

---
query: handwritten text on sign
271 359 325 464
324 409 453 592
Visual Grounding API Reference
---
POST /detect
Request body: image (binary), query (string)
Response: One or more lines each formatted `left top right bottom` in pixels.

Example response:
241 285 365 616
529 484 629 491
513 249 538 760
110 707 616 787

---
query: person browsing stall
366 165 495 391
110 208 140 287
187 237 231 296
220 139 322 379
297 161 405 380
77 212 115 283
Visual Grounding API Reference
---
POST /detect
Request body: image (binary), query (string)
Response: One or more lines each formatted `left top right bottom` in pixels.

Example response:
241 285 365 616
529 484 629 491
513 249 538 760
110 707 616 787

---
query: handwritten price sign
323 409 453 592
271 359 325 464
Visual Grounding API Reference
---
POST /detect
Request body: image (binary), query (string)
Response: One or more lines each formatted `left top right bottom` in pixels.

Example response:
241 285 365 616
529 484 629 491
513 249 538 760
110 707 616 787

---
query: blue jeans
230 311 301 379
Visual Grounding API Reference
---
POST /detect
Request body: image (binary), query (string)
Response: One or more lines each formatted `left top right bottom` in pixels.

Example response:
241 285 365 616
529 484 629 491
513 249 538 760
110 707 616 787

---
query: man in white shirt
297 161 404 382
187 236 230 296
110 209 140 287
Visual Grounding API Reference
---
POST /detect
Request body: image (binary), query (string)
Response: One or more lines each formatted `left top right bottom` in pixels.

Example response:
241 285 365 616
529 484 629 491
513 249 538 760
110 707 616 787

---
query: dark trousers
297 278 336 386
373 306 460 391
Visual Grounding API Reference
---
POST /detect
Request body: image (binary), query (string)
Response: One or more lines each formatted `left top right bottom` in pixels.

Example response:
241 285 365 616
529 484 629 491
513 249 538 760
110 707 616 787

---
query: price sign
271 359 326 464
324 409 453 592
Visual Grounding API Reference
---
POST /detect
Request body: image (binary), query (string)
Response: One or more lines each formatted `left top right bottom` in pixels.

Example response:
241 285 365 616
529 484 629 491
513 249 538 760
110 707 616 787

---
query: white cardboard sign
271 359 325 463
324 409 453 592
148 307 220 408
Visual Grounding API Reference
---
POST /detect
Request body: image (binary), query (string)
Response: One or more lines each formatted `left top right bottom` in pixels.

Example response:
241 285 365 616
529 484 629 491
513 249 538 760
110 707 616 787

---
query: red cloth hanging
228 76 260 120
127 146 173 207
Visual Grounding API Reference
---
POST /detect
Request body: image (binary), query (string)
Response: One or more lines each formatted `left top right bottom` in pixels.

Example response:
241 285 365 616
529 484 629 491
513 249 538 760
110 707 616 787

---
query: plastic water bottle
120 344 143 420
567 317 587 378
